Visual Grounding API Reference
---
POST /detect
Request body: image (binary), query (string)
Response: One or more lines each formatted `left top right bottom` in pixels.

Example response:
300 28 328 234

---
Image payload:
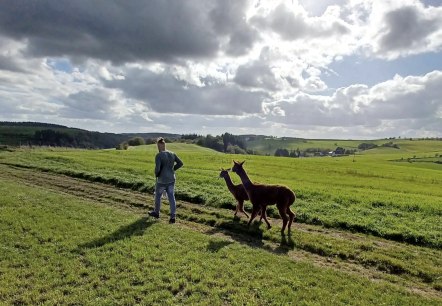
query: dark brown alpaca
231 160 296 234
219 168 250 218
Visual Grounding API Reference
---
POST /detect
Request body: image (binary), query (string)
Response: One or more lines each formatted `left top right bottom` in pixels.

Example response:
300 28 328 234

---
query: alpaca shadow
76 217 155 250
206 240 233 252
208 217 297 256
207 218 266 249
274 233 295 254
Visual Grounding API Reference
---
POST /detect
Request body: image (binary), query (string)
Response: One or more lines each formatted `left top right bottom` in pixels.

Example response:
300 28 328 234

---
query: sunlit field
2 177 439 304
1 141 441 304
1 141 441 247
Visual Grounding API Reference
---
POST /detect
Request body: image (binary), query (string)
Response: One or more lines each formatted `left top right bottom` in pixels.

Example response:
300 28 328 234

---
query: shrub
116 142 129 150
358 143 378 150
127 137 145 146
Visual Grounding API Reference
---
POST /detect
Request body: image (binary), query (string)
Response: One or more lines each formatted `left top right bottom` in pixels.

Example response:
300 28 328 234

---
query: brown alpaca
231 160 296 234
219 168 250 218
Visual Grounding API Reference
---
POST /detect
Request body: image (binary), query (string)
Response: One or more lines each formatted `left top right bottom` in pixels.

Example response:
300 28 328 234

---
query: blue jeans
154 182 176 218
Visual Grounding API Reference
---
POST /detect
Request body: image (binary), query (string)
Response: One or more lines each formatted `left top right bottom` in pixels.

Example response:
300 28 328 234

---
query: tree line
182 133 248 154
33 129 129 148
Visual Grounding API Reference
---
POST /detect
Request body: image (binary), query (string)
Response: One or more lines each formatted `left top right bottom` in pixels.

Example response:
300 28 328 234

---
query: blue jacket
154 150 183 184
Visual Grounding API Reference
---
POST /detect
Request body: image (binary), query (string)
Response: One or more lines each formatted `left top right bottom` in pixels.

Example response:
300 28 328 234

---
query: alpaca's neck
222 175 235 191
236 169 253 190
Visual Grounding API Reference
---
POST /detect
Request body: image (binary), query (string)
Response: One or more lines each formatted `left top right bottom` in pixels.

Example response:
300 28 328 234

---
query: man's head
157 137 166 152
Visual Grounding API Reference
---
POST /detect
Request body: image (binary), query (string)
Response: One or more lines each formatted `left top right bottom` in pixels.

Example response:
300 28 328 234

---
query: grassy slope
1 176 440 305
1 142 441 248
246 138 441 155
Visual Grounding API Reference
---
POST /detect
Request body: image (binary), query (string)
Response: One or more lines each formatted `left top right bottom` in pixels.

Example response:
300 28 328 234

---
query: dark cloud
234 61 281 91
59 89 118 119
0 0 257 64
209 0 259 55
104 67 267 115
378 6 440 52
0 55 26 73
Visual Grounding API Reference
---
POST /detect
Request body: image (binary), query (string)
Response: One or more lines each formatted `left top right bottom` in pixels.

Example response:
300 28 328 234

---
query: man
148 137 183 223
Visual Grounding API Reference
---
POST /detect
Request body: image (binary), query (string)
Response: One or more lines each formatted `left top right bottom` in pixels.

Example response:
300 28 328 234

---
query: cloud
0 0 247 64
209 0 259 56
364 71 442 119
234 60 281 91
367 1 442 59
0 0 441 139
263 70 442 132
379 6 439 51
0 55 26 73
251 3 351 41
104 66 268 116
60 89 119 120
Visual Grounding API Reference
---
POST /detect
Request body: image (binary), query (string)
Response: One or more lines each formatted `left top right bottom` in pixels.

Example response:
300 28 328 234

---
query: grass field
1 165 441 305
245 137 442 155
1 141 441 248
0 141 441 304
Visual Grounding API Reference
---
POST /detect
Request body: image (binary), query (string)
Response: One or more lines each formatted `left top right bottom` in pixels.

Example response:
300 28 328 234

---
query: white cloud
262 70 442 136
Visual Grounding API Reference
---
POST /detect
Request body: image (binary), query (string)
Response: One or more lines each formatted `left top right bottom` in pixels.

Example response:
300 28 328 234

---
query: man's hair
157 137 165 144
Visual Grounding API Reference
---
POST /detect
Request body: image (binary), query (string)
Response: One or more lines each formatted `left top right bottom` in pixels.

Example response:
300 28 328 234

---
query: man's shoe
148 211 159 219
169 218 176 224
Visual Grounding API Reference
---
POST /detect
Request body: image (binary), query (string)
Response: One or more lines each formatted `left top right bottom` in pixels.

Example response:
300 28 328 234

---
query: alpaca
231 160 296 234
219 168 250 218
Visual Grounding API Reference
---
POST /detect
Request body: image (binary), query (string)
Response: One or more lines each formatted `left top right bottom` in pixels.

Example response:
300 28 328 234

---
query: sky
0 0 441 139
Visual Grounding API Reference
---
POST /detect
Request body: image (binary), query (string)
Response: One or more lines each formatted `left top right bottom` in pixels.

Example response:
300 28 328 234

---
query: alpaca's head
231 160 245 174
219 168 230 178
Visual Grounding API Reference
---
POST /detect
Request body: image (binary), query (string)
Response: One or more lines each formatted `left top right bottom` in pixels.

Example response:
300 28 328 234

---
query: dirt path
1 164 440 300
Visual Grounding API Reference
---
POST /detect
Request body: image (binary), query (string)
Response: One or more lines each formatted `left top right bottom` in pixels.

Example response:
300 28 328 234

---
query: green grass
0 141 441 248
246 137 442 155
1 177 440 305
2 163 440 292
246 138 362 154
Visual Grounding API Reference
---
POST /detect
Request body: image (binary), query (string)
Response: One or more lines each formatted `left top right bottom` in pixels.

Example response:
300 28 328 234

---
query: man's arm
173 154 183 171
154 154 162 177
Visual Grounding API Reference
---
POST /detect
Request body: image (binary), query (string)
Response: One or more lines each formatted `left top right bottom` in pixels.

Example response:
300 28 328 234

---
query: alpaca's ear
240 160 245 165
233 160 238 165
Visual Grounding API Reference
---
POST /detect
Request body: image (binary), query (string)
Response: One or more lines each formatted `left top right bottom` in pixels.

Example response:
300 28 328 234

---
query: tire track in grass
1 164 441 300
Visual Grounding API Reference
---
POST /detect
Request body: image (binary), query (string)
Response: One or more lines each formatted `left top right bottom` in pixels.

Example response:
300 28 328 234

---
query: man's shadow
76 217 155 251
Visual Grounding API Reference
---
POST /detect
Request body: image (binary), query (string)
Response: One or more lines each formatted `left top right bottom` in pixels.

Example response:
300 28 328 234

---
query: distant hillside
243 136 441 156
122 132 181 140
0 122 180 148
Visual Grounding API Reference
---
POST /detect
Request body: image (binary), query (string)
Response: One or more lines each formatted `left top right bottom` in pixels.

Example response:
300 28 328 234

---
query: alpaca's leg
247 205 260 227
278 205 289 234
287 207 295 233
260 206 272 229
234 202 239 216
239 200 249 218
